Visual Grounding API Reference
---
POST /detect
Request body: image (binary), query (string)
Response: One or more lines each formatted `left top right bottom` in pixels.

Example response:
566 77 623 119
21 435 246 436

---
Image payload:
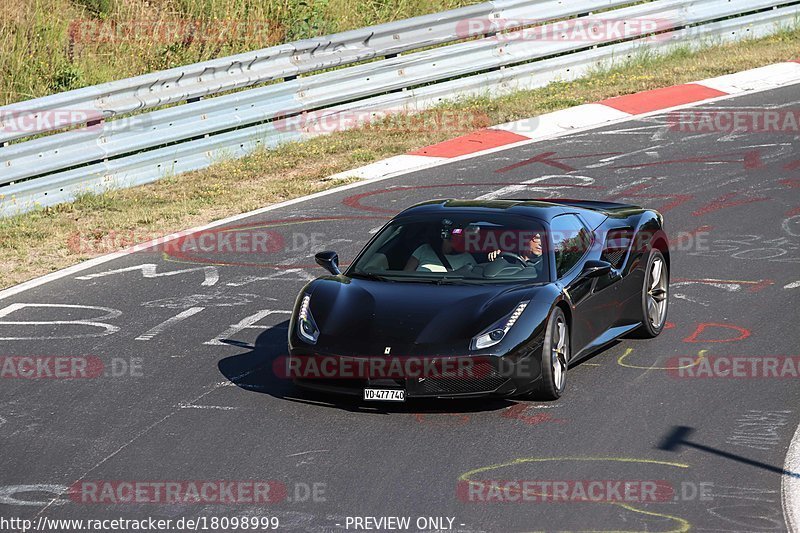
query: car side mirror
582 259 612 278
315 251 341 275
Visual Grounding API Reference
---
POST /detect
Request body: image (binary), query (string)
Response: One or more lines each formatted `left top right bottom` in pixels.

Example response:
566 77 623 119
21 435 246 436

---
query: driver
487 232 543 266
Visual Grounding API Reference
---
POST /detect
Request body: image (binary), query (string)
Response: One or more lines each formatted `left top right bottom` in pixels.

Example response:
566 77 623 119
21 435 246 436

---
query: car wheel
534 307 569 400
632 249 669 338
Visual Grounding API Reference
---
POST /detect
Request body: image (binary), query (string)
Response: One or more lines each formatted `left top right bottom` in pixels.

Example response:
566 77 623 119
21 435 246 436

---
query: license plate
363 388 405 402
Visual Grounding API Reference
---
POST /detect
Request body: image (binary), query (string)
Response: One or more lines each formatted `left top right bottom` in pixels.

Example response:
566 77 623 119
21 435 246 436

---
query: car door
550 214 621 355
550 214 594 353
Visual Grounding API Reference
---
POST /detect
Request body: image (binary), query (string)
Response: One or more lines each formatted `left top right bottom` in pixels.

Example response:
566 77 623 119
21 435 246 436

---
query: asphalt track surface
1 83 799 533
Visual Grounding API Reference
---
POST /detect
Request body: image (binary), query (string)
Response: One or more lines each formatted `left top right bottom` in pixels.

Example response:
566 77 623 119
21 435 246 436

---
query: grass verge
1 29 799 290
0 0 477 105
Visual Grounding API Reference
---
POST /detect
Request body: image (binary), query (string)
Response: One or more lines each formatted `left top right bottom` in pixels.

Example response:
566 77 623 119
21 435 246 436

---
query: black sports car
287 199 669 401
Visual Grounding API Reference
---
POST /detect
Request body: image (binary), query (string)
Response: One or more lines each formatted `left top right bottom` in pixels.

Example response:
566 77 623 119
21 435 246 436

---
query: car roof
395 199 607 226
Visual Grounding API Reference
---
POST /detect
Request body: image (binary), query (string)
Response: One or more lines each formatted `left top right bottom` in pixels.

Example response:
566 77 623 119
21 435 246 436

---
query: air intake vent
602 228 633 269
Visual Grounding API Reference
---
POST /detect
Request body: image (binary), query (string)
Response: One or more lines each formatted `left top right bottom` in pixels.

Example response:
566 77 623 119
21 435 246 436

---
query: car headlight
297 294 320 344
470 301 529 350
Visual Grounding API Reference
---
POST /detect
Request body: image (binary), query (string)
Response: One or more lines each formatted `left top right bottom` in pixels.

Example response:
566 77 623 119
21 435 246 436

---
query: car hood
306 277 546 355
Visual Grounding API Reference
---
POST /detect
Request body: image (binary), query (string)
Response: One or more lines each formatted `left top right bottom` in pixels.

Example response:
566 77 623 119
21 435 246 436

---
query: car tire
631 249 669 338
533 307 569 401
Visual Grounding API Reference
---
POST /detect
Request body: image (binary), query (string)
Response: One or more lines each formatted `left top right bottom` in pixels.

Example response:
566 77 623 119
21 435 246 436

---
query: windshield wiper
349 271 392 282
435 276 467 285
350 272 473 284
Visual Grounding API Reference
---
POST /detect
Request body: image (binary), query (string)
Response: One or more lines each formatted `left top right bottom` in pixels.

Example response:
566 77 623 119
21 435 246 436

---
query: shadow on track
657 425 800 479
216 321 515 414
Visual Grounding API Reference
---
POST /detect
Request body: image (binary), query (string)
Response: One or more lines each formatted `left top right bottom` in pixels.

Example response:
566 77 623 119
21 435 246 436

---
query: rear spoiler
509 198 647 230
535 199 643 214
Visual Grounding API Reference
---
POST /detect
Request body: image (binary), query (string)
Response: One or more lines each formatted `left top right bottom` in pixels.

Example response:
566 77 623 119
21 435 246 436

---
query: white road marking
142 292 268 308
726 410 792 451
585 145 664 168
135 307 204 341
324 154 446 181
672 280 743 291
204 309 292 347
0 485 69 507
673 293 710 306
178 403 237 411
76 264 219 286
587 123 661 135
476 175 596 201
709 485 779 503
783 215 800 238
287 450 329 457
0 303 121 340
605 177 652 196
226 269 315 287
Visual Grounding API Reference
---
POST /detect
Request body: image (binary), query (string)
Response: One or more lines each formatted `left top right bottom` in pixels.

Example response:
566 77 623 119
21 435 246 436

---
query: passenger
403 221 477 272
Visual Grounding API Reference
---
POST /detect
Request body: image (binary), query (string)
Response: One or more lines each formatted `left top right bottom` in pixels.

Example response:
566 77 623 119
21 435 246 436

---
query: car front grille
418 360 507 394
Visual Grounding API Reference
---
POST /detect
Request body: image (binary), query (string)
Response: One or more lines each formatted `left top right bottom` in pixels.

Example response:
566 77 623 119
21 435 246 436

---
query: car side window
550 215 592 278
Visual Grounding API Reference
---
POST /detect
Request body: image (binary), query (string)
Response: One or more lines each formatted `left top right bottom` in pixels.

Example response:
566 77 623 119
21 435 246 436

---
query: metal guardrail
0 0 628 144
3 0 759 186
1 0 798 216
0 1 496 145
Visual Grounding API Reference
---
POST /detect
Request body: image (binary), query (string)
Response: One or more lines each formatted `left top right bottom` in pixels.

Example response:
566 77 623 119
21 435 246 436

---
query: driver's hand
487 250 502 262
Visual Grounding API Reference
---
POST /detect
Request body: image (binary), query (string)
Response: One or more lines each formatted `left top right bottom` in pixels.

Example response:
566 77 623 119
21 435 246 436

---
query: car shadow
217 320 515 414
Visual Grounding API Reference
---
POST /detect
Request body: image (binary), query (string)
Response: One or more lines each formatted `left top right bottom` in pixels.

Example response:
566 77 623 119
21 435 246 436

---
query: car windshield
348 213 549 283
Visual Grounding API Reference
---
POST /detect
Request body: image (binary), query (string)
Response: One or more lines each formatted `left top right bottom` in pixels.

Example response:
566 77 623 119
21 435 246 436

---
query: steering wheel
499 252 528 266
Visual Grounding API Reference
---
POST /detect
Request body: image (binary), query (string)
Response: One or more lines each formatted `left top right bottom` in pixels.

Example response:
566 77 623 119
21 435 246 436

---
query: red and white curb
329 60 800 181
